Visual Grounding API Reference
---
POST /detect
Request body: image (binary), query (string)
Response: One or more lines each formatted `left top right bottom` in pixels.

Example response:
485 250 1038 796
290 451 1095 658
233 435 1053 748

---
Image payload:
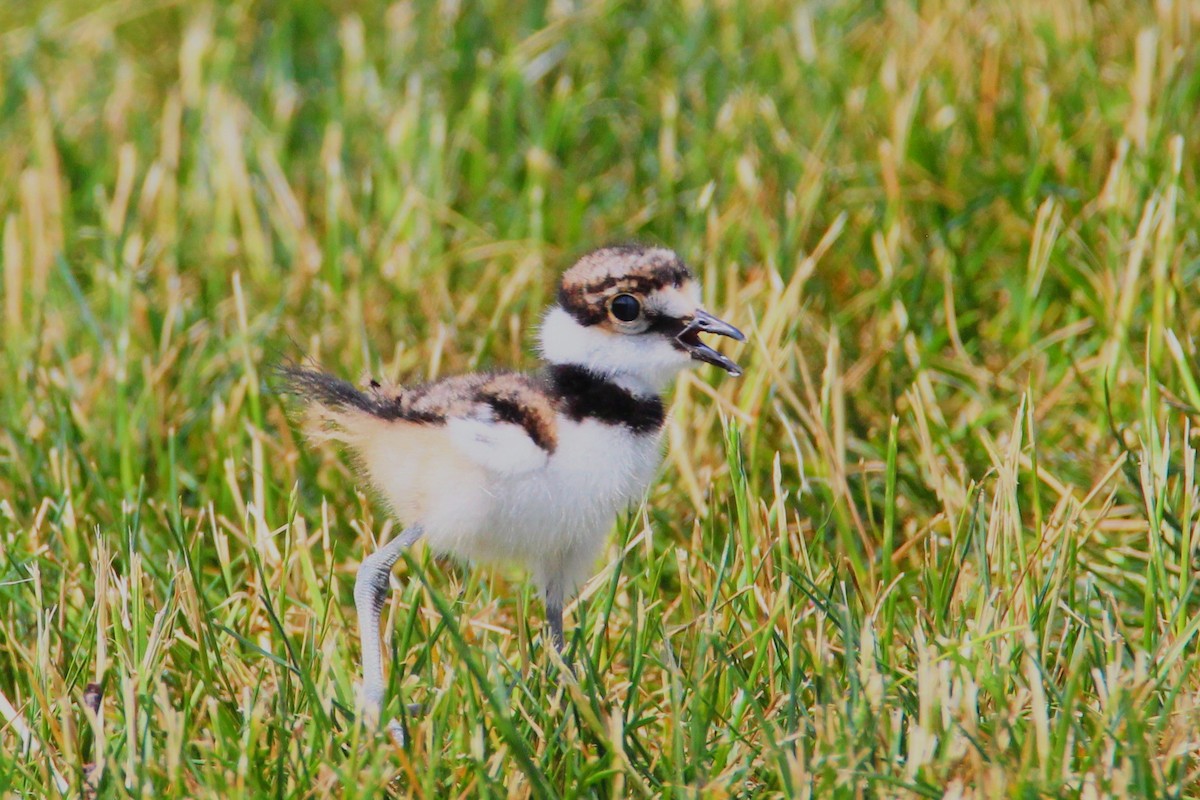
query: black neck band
546 364 665 434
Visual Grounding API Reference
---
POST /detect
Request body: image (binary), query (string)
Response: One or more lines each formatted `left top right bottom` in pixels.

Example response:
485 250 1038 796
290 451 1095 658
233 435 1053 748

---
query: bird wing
445 413 550 475
438 373 559 476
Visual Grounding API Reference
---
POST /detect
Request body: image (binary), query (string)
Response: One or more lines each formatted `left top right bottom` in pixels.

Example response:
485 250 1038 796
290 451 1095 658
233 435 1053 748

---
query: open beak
676 309 746 377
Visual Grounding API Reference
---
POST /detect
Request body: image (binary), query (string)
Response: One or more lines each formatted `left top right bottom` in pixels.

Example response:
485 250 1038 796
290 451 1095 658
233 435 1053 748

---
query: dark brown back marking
281 366 560 453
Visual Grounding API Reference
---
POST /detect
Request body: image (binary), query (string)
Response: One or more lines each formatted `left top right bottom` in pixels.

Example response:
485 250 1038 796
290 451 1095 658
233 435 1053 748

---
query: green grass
2 0 1200 797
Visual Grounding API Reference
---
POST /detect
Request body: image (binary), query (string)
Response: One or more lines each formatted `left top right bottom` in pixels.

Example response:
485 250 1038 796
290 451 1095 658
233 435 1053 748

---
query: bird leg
354 524 423 745
544 580 566 654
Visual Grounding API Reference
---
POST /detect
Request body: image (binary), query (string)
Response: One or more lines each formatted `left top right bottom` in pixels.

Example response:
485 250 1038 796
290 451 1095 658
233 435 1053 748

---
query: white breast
421 416 663 593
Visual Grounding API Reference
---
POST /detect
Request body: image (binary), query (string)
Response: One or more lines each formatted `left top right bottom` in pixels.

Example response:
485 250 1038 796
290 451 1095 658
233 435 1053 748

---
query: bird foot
386 719 407 748
383 702 425 748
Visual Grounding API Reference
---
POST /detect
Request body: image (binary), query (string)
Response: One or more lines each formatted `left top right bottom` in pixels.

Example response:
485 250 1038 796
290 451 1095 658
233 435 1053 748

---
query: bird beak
676 309 746 377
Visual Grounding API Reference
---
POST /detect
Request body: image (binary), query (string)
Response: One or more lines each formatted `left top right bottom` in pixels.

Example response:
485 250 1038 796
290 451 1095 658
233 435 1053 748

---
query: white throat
537 306 692 396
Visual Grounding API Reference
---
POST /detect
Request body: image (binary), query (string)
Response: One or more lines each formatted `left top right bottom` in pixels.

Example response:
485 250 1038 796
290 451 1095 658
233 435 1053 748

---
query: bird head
539 245 745 393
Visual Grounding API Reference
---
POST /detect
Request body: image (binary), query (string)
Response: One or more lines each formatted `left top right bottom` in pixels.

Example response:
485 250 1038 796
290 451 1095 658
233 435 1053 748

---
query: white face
538 306 694 395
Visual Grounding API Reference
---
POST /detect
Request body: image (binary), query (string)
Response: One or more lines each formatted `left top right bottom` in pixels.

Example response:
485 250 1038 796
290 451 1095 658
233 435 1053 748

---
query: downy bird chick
283 245 744 744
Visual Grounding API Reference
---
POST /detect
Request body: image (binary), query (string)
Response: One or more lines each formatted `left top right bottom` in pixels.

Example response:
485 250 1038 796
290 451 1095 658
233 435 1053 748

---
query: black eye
609 294 642 322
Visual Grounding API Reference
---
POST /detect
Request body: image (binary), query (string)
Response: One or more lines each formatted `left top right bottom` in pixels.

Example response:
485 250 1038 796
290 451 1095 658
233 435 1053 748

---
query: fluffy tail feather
277 364 406 417
279 364 372 411
276 363 452 524
276 364 407 448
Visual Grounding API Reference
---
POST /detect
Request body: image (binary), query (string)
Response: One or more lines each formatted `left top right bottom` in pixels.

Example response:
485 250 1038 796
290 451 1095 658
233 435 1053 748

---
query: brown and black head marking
557 244 694 328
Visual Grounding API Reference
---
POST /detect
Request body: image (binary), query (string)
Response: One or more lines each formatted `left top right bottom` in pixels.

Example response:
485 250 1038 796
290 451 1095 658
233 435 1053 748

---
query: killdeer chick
283 245 744 744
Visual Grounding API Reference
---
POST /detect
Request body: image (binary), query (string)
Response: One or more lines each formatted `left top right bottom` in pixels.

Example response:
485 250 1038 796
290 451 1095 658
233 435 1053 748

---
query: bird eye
609 293 642 322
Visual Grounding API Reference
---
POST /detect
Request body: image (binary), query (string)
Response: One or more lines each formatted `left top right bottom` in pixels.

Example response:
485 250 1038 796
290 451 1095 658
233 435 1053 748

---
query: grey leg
544 580 566 654
354 524 422 745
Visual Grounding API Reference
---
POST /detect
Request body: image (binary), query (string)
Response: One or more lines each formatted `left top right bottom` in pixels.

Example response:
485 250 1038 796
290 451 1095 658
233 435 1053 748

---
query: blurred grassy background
2 0 1200 797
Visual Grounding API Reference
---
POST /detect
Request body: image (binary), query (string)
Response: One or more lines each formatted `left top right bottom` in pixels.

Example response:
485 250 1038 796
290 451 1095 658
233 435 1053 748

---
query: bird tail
276 363 400 445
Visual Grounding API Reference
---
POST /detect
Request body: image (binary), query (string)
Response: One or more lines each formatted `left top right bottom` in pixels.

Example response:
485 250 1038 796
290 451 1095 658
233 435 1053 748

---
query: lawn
2 1 1199 797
